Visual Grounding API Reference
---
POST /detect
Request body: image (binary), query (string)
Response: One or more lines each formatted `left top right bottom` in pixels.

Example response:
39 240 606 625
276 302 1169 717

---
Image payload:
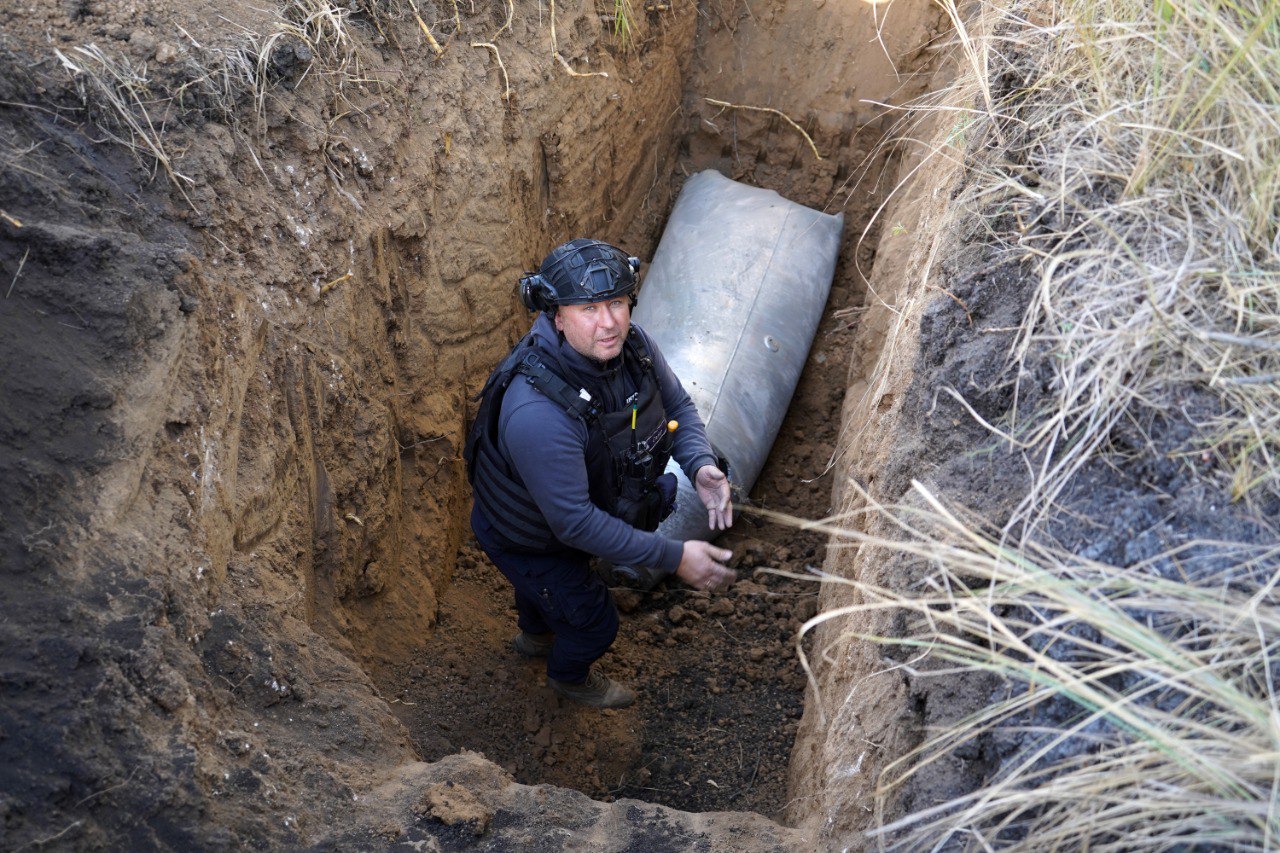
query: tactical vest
464 328 674 552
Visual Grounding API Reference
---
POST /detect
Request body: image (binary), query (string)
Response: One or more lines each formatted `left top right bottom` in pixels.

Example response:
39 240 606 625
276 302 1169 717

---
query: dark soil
388 531 819 815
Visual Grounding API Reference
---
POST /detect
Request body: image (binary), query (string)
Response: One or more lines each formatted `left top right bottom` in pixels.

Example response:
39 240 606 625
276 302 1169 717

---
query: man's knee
582 597 619 651
556 579 618 649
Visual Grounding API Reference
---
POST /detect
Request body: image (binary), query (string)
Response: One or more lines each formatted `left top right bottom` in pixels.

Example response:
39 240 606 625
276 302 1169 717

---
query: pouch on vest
604 375 674 532
614 471 677 532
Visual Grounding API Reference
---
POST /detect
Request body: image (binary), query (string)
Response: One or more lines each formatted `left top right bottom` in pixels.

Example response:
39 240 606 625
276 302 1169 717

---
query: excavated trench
0 0 951 847
361 0 950 822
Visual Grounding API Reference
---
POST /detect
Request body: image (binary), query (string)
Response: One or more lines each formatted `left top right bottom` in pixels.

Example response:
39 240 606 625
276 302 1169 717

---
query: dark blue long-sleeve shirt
496 314 717 573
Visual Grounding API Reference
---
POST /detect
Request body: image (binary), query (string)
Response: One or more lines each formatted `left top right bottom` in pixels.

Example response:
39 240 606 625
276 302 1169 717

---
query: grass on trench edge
801 0 1280 844
910 0 1280 534
43 0 567 194
777 481 1280 849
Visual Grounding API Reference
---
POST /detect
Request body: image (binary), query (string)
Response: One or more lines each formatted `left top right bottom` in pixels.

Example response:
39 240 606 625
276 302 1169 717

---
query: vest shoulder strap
515 353 601 424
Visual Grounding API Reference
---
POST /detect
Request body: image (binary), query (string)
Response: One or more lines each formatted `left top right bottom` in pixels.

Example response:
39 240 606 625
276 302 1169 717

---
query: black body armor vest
464 328 674 552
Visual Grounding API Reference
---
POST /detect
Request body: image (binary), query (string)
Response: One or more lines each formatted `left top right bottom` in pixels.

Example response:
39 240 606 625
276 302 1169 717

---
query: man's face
554 297 631 363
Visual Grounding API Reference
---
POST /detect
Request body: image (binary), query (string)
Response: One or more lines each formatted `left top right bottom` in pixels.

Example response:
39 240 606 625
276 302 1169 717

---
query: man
466 238 736 709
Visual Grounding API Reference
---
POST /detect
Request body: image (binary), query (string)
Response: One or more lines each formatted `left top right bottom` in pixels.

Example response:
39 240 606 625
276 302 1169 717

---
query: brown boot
511 631 554 657
547 669 636 708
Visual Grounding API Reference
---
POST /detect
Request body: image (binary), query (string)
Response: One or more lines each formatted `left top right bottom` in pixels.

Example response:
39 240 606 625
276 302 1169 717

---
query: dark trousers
470 504 619 684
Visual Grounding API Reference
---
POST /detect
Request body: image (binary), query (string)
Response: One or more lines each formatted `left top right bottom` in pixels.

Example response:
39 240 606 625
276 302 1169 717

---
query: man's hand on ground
676 540 735 592
695 465 733 531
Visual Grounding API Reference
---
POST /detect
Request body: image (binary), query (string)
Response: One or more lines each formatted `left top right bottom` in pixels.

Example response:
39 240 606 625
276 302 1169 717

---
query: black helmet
519 238 641 313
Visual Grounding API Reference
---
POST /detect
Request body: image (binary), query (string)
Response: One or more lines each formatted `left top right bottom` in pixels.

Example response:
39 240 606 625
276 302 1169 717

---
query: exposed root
471 42 513 102
555 52 608 79
495 0 515 37
6 247 29 299
405 0 445 56
704 97 823 160
550 0 609 79
320 271 352 295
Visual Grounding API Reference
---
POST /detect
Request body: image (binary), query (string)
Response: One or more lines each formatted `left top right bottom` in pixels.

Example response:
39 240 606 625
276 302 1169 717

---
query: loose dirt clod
419 781 492 836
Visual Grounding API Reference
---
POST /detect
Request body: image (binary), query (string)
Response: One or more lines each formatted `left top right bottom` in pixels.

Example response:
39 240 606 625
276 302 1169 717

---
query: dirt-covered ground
14 0 1268 844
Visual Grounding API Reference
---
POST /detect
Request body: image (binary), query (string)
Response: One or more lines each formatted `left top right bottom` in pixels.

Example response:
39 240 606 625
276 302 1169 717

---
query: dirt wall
1 0 702 844
782 103 969 843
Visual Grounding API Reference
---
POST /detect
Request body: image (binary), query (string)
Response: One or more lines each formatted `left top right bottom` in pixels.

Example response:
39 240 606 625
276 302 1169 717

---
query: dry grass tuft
52 0 383 191
918 0 1280 524
806 0 1280 844
48 0 552 179
54 44 192 186
792 481 1280 849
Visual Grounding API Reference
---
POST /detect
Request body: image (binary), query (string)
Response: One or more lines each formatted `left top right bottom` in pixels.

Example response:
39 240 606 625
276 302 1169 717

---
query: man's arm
501 392 684 572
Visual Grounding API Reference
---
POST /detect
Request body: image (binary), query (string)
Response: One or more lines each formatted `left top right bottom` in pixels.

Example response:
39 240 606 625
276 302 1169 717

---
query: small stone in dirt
533 723 551 748
128 28 152 48
154 42 178 63
222 732 252 755
613 589 642 613
749 647 766 662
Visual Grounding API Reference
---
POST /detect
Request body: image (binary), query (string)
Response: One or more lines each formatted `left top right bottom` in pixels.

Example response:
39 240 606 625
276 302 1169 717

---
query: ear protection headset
518 272 560 314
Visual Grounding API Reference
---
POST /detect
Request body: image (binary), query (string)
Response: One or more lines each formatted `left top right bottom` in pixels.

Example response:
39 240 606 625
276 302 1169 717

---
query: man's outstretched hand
676 540 735 592
695 465 733 531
